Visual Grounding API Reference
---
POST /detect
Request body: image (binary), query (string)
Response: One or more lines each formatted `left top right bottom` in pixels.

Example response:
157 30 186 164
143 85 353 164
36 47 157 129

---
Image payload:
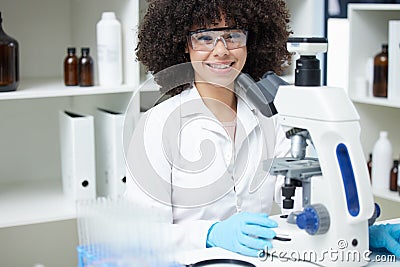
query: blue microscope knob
368 203 381 226
296 204 330 235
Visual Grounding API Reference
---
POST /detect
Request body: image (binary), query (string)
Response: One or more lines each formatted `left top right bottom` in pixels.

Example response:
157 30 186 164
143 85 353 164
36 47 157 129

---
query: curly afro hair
136 0 292 96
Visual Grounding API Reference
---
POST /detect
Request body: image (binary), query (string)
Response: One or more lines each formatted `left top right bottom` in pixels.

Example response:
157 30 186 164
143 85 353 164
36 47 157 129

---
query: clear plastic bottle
79 47 94 87
390 160 398 191
371 131 392 190
96 12 122 86
0 11 19 92
372 44 388 98
64 47 79 86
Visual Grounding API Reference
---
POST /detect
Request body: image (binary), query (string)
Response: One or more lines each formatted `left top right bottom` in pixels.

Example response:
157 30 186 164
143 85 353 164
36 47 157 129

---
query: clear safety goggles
188 27 248 51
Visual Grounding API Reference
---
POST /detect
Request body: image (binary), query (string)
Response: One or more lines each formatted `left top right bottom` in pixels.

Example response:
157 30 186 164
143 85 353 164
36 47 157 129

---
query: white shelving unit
347 4 400 204
373 187 400 203
351 95 400 109
0 78 137 100
0 179 75 228
0 0 141 228
348 4 400 106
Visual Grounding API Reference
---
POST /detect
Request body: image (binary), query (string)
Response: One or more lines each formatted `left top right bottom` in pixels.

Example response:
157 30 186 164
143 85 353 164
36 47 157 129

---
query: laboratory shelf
352 96 400 109
0 179 76 228
373 187 400 203
348 4 400 108
348 3 400 11
0 78 137 101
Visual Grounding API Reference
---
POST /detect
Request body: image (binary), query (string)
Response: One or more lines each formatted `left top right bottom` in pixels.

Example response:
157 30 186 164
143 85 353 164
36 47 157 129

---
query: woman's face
187 19 247 89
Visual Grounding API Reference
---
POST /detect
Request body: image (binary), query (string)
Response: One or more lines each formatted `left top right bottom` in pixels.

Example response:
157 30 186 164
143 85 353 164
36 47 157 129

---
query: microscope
238 38 377 266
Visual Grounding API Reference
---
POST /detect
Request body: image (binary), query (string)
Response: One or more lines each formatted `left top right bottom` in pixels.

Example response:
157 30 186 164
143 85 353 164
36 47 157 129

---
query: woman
125 0 400 258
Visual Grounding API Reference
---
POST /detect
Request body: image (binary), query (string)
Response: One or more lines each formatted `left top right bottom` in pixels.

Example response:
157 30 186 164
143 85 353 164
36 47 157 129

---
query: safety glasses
188 27 248 51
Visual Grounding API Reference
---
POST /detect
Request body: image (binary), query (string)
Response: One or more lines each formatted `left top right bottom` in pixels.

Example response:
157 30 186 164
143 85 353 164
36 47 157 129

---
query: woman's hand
206 212 277 257
369 223 400 256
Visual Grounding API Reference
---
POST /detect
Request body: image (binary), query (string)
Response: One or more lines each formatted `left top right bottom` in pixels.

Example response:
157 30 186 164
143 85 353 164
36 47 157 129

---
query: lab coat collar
235 83 258 137
179 86 215 119
179 84 259 138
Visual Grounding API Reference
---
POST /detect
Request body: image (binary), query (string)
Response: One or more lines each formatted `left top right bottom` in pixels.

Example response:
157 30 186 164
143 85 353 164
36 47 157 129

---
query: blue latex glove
206 212 277 257
369 223 400 257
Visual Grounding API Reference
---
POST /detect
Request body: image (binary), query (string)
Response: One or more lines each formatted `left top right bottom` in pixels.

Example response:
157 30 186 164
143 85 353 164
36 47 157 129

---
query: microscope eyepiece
295 55 321 86
287 37 328 87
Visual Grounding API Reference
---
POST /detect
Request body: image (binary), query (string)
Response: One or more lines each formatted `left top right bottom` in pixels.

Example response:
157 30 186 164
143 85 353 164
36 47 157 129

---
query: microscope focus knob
368 203 381 226
296 204 330 235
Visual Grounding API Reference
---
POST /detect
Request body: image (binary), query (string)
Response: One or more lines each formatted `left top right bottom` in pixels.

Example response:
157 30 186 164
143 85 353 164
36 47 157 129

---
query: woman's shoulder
146 88 195 116
140 88 190 125
150 92 180 113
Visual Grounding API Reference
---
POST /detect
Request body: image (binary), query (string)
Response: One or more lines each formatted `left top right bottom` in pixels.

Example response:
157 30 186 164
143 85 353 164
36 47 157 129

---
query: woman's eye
197 35 213 42
222 33 238 42
223 34 232 40
227 33 240 40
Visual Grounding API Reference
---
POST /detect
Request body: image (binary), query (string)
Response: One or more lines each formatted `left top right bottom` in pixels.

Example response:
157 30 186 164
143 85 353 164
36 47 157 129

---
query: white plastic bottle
96 12 122 86
371 131 392 190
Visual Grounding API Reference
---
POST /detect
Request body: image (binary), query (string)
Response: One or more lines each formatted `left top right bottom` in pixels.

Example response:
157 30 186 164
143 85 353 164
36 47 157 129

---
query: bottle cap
67 47 76 54
101 12 116 20
379 131 388 138
81 47 90 54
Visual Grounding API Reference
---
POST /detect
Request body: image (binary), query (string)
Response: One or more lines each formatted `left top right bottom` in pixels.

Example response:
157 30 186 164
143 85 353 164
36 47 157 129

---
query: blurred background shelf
373 187 400 203
0 179 75 228
0 79 137 100
343 3 400 160
351 96 400 108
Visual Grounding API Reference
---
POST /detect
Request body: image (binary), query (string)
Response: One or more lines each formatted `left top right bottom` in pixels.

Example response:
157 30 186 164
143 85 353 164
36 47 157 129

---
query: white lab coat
124 84 296 251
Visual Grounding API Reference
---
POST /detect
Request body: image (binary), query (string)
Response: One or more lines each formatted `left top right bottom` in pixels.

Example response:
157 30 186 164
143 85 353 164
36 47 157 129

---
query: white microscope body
264 38 375 266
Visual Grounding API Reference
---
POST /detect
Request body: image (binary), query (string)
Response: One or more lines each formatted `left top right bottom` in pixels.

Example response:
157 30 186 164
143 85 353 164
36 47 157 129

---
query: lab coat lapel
179 87 229 138
235 93 259 153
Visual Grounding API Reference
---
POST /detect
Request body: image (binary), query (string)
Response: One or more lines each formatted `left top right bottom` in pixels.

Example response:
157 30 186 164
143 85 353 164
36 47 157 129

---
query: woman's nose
212 39 229 56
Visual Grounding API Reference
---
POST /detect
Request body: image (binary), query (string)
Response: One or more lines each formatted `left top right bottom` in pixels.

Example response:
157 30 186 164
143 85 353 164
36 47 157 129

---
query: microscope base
267 214 370 267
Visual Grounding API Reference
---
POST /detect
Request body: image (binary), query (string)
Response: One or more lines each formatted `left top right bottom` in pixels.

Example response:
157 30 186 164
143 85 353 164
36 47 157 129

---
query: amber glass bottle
79 47 94 86
390 160 398 191
367 153 372 182
0 12 19 92
64 47 78 86
372 44 388 98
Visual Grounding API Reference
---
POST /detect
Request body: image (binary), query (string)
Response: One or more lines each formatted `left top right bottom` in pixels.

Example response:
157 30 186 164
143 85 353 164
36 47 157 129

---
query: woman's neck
195 81 237 123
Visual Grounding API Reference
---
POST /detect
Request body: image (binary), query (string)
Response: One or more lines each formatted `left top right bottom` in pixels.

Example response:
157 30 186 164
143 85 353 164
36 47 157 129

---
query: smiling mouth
206 62 234 69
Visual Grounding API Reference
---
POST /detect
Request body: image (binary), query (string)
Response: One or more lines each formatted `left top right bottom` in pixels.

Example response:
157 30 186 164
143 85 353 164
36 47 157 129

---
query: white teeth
208 63 231 69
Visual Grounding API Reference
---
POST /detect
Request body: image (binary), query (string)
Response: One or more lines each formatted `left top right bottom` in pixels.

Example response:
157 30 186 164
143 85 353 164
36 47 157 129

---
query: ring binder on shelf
59 110 96 200
95 108 126 198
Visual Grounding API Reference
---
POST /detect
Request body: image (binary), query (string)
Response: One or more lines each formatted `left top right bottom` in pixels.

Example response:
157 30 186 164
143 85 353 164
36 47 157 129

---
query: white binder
59 110 96 200
95 108 126 198
388 20 400 101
